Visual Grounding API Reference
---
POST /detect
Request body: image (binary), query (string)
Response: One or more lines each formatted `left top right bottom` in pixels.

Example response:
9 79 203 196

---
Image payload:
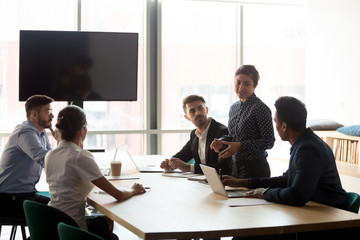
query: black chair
0 216 27 240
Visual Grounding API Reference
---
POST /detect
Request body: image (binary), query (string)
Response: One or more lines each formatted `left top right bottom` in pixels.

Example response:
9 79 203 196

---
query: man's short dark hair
274 96 307 131
182 95 206 112
25 95 54 119
235 65 260 87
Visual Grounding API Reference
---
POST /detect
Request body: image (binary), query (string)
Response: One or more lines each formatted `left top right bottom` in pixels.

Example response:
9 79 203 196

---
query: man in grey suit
160 94 231 175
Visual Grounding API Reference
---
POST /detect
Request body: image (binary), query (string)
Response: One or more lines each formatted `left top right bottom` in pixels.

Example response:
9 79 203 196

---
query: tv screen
19 30 138 102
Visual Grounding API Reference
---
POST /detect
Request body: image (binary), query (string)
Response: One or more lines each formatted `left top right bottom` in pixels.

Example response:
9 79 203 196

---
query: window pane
161 0 238 130
243 4 306 105
0 0 77 134
81 0 143 33
162 133 191 158
242 4 306 158
81 0 145 133
84 133 144 155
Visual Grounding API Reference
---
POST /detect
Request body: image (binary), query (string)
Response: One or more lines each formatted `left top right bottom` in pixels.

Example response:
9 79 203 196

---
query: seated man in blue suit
222 96 348 240
222 96 346 208
160 94 231 175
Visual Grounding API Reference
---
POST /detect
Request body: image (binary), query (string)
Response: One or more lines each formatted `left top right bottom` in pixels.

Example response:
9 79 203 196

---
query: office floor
1 223 137 240
1 223 233 240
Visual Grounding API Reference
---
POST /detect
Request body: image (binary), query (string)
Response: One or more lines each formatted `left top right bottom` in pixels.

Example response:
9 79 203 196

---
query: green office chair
343 192 360 214
57 222 104 240
23 200 78 240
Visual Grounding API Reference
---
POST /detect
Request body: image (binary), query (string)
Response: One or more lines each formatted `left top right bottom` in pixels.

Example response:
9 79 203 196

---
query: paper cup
110 161 122 176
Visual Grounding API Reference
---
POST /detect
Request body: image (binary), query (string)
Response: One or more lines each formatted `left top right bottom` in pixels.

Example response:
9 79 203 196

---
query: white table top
87 171 360 239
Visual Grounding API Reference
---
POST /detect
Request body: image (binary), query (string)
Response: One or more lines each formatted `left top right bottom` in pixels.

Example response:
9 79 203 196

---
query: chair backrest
57 222 104 240
23 200 78 240
343 192 360 214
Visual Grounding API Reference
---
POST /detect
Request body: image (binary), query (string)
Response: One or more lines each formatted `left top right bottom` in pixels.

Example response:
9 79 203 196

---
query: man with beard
160 94 231 175
0 95 58 219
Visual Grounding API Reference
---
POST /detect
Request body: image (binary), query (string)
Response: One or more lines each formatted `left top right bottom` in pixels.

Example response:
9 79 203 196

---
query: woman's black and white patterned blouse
224 93 275 163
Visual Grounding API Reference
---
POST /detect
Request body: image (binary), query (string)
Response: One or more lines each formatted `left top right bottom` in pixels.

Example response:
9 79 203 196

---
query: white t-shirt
45 140 103 230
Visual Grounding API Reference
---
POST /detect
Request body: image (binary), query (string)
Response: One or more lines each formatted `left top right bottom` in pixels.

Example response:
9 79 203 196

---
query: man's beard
38 117 51 129
195 115 207 128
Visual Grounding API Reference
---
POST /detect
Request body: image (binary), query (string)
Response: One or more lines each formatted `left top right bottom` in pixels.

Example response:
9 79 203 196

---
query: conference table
87 154 360 239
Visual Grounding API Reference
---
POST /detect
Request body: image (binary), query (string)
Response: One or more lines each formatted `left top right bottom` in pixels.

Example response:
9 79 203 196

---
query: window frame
0 0 304 156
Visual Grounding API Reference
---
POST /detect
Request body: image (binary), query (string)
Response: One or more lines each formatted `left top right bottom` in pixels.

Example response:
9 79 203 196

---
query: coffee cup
110 161 122 176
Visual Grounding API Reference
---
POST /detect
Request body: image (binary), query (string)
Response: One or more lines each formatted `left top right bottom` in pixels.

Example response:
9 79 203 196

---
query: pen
219 168 222 180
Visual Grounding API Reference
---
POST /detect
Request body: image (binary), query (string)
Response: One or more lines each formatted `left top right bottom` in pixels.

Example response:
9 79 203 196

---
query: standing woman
45 105 145 240
211 65 275 178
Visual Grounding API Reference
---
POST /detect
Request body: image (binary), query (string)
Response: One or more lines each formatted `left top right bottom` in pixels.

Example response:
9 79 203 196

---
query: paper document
162 172 201 178
105 175 140 180
217 198 274 207
187 175 206 181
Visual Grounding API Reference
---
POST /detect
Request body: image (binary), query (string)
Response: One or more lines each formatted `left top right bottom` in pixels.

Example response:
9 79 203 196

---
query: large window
0 0 145 154
160 0 305 158
81 0 145 154
242 3 306 158
161 0 238 130
0 0 305 158
160 0 238 156
0 0 76 148
243 4 306 105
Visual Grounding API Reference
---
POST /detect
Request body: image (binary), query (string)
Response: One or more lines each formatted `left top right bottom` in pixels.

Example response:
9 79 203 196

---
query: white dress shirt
190 118 212 173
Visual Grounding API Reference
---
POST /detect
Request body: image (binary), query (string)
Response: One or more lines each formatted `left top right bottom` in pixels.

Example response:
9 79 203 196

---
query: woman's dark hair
56 105 86 141
274 96 307 131
235 65 260 87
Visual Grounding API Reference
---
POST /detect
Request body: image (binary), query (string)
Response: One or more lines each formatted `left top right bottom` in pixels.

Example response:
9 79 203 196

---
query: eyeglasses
43 109 53 115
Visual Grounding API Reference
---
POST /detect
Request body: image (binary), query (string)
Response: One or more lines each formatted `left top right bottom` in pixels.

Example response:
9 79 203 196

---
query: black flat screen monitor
19 30 138 102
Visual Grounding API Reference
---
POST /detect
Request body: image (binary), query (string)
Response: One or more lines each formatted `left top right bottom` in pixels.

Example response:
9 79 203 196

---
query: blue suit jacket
248 128 346 208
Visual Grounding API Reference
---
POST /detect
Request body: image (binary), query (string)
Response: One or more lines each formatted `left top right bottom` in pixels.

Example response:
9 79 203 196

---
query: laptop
200 164 248 198
127 152 165 173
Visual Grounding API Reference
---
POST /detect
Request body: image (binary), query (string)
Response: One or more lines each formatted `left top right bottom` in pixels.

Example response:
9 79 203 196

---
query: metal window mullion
157 0 163 155
77 0 81 30
237 3 243 67
145 0 152 155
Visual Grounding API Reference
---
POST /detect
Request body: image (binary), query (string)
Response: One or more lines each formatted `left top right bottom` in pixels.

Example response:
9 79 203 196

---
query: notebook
200 164 247 198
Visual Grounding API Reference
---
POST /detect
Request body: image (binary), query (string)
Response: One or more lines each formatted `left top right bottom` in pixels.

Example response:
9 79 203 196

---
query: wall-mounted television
19 30 138 102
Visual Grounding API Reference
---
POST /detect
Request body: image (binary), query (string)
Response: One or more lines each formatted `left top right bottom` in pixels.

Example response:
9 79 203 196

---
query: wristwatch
263 188 270 196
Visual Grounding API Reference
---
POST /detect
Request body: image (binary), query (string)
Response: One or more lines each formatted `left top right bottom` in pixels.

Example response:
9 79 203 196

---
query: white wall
305 0 360 125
